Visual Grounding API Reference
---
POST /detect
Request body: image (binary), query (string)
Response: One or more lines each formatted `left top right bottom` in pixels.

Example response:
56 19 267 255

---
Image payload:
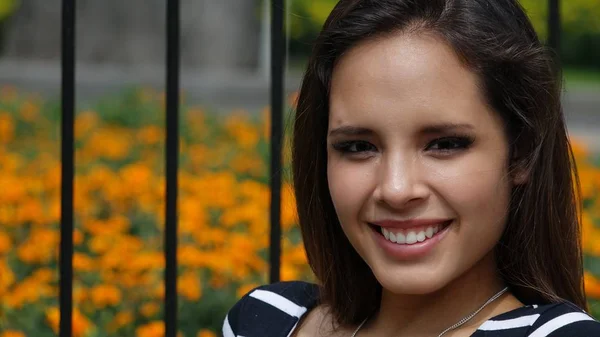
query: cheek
428 155 511 225
327 158 374 222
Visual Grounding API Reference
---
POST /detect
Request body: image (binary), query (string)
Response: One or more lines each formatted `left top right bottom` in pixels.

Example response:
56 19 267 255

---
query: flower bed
0 86 598 336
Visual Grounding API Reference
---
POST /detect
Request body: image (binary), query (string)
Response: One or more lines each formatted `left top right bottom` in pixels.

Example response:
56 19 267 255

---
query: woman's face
327 32 519 295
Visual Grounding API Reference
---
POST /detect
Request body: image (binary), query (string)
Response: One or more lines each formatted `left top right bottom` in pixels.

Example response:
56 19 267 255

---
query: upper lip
371 219 452 230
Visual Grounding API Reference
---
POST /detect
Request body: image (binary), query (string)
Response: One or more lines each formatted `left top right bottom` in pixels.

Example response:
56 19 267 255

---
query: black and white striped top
223 281 600 337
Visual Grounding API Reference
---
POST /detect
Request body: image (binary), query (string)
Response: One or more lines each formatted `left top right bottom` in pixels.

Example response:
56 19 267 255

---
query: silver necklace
349 287 509 337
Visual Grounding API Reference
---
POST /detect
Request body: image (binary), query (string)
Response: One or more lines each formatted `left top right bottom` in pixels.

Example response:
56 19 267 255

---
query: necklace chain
349 287 509 337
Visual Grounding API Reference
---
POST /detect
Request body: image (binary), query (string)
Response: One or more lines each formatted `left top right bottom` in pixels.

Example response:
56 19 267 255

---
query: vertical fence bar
165 0 180 336
269 0 285 284
548 0 560 55
59 0 75 336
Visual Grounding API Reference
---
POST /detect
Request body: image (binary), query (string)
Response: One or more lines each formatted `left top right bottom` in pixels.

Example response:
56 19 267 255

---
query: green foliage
0 0 18 22
289 0 337 39
288 0 338 58
520 0 600 68
519 0 549 40
288 0 600 68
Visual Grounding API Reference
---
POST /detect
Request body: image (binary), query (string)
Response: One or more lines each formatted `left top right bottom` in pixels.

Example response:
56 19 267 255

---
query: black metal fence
56 1 560 336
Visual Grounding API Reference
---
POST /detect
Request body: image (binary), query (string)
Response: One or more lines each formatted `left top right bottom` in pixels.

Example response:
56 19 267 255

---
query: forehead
329 32 494 130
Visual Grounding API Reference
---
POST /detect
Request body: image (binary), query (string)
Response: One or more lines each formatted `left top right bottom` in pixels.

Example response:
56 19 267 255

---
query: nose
373 153 429 209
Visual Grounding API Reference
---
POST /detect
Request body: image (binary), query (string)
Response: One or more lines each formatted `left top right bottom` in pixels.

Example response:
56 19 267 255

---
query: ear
510 153 529 185
512 166 529 185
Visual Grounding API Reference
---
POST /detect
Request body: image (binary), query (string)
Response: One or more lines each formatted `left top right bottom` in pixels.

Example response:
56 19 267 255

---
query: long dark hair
292 0 585 327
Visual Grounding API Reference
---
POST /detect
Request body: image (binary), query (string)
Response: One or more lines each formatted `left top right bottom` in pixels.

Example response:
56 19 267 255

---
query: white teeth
396 232 406 244
380 223 447 245
389 232 397 243
406 231 417 244
425 227 434 238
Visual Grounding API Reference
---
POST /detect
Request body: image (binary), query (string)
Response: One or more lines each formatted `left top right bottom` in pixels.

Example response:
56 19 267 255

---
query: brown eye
426 136 474 152
332 140 377 154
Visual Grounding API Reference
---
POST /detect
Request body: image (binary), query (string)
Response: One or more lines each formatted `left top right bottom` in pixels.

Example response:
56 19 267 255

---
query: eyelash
331 136 475 157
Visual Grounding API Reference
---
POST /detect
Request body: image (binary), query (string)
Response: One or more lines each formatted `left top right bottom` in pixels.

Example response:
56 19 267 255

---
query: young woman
224 0 600 336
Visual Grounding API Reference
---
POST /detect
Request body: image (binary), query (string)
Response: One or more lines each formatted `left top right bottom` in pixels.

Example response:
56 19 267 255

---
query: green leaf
0 0 18 22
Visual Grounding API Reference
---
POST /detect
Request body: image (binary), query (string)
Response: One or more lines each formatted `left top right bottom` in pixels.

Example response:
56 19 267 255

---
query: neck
364 253 522 337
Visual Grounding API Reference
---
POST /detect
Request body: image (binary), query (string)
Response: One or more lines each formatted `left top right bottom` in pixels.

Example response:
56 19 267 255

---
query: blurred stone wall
1 0 260 70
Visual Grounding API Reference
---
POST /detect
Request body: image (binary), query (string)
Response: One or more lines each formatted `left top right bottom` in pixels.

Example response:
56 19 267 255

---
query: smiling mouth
370 220 452 245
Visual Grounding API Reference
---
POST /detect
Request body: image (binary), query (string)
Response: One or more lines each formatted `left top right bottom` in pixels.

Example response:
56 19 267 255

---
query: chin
371 264 454 295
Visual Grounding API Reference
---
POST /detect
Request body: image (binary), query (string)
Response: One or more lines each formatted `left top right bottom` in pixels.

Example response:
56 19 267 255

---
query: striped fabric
223 281 600 337
222 281 319 337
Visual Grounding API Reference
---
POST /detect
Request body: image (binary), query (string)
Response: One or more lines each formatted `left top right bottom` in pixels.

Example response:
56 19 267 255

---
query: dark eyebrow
420 123 475 134
328 126 374 138
328 123 474 137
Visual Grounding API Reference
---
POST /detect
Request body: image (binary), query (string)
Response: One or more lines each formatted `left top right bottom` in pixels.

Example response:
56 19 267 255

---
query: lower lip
371 221 452 260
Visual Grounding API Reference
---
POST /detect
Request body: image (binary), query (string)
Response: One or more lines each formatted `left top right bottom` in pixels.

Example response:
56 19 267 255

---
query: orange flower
5 275 55 308
73 311 94 334
15 198 45 225
90 284 122 308
140 302 161 318
197 329 217 337
119 163 154 196
75 110 99 139
569 137 589 159
196 172 238 208
31 268 55 283
261 107 271 139
230 152 265 176
17 228 60 264
209 272 227 289
0 112 15 143
187 144 209 169
73 229 85 245
129 252 165 271
236 283 259 299
46 307 93 337
137 125 163 145
153 283 165 300
0 232 12 254
281 263 300 282
281 183 299 230
0 330 26 337
74 286 88 305
108 311 134 332
0 259 15 296
177 245 210 268
585 272 600 299
224 112 260 149
85 126 132 160
0 175 26 204
135 321 184 337
73 253 96 272
178 271 202 301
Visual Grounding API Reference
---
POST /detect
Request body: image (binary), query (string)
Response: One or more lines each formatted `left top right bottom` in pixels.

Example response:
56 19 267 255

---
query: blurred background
0 1 599 336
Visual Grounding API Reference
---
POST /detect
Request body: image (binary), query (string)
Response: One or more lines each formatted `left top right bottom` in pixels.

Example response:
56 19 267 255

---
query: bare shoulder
292 305 352 337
